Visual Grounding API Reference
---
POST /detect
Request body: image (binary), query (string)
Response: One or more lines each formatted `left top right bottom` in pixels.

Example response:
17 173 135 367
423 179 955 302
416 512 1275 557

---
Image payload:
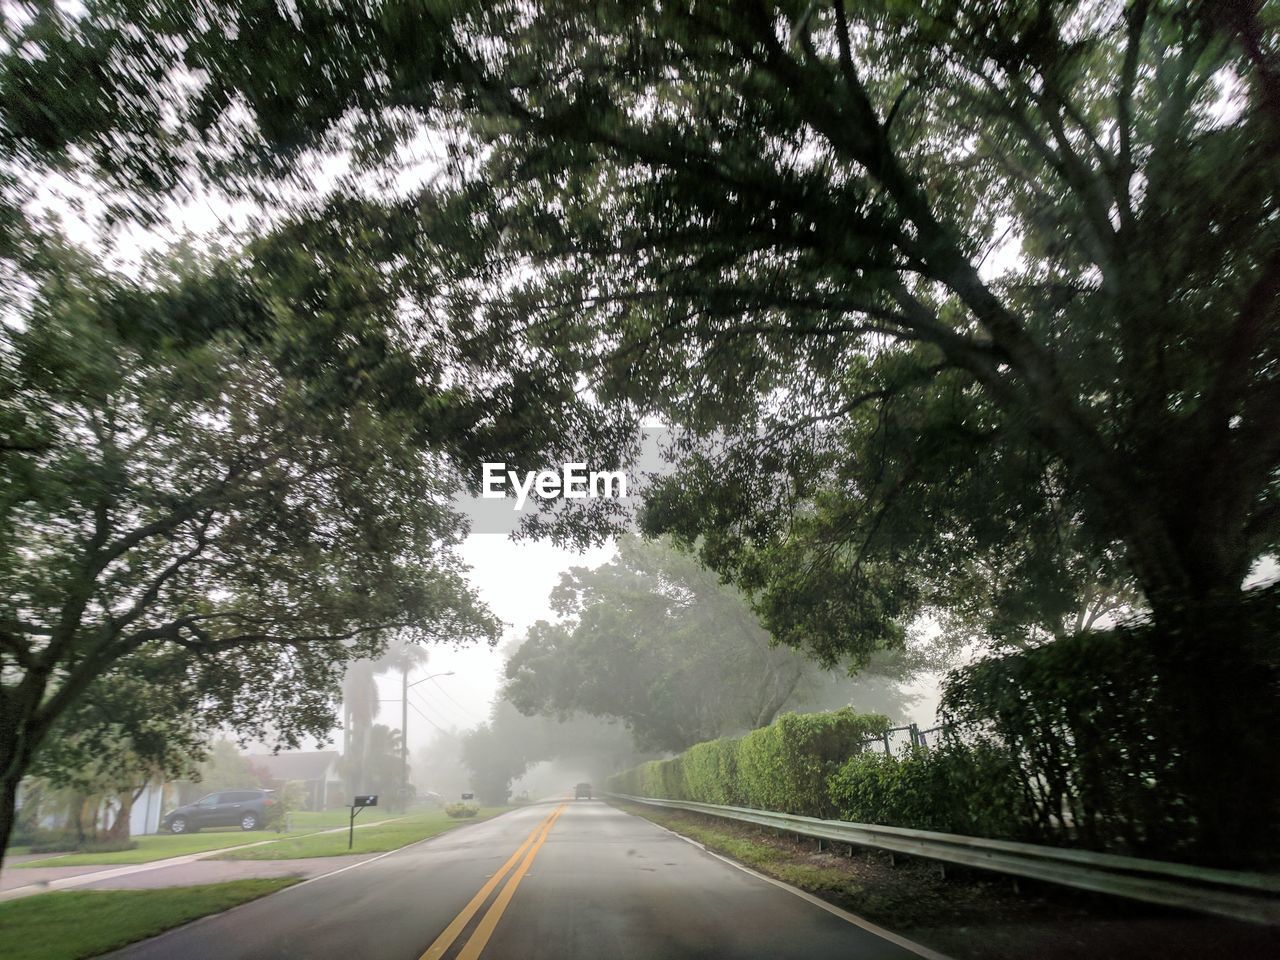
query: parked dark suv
162 789 279 834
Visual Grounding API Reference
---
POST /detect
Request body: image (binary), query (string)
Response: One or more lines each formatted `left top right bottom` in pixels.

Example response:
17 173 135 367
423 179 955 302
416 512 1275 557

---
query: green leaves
607 706 892 818
0 225 498 844
503 535 839 751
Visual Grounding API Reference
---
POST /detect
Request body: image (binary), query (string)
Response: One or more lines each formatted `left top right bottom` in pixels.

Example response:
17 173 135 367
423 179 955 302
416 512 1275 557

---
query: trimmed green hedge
609 708 890 816
735 710 889 816
828 741 1024 837
607 708 1027 839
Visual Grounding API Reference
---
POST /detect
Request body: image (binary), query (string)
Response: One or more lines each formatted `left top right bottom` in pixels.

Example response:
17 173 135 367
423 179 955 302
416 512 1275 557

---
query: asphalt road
107 800 941 960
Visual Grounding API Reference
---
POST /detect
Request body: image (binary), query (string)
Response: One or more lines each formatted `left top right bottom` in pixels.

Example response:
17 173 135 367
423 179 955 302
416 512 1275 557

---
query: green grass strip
0 878 298 960
615 802 859 895
214 806 510 861
16 832 282 868
14 808 405 868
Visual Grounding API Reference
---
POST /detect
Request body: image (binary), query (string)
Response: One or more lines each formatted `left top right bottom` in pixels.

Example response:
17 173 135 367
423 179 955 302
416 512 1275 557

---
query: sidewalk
0 817 403 902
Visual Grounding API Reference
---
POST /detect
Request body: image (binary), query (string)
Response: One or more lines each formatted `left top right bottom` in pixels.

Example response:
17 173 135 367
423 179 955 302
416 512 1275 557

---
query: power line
430 678 485 724
411 686 475 730
409 687 454 726
406 698 455 737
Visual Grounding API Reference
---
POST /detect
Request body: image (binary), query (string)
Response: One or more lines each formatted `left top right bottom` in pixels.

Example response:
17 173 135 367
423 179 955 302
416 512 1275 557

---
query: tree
504 536 922 751
0 233 498 865
5 0 1278 859
413 729 472 802
193 740 261 798
27 661 211 841
460 700 647 805
459 704 535 806
640 363 1146 661
340 636 430 796
23 0 1270 622
338 724 405 810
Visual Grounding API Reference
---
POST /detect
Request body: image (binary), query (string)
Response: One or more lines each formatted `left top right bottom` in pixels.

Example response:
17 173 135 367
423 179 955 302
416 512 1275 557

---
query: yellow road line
455 802 567 960
418 804 563 960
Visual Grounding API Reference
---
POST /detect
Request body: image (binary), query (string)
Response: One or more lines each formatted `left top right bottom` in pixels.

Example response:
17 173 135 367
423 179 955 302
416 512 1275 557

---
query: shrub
828 741 1025 838
607 708 890 817
937 591 1280 867
735 709 889 816
942 625 1218 855
681 737 741 805
444 803 479 819
11 829 78 854
79 837 138 854
24 834 138 855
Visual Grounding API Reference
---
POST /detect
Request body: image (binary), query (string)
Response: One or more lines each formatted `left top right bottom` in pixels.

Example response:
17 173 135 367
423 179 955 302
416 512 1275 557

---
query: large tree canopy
13 0 1273 630
3 0 1278 861
0 228 500 864
504 536 921 751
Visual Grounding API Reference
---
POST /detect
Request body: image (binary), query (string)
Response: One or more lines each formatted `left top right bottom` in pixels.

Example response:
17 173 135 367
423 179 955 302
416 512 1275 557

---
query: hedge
608 708 891 816
607 707 1028 839
941 592 1280 865
827 741 1024 838
735 709 889 816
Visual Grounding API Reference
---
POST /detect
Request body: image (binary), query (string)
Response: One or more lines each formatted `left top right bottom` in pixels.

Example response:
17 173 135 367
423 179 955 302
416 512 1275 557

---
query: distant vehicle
162 789 279 834
575 782 593 800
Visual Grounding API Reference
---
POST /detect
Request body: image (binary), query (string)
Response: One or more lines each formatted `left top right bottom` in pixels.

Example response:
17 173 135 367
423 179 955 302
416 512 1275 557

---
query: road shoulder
609 801 1280 960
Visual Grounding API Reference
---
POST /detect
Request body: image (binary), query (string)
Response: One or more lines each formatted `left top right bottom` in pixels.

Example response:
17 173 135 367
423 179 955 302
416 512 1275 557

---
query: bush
24 833 138 855
444 803 479 819
828 741 1025 838
21 830 80 854
681 737 741 806
607 708 1032 840
606 708 890 817
735 709 889 816
78 837 138 854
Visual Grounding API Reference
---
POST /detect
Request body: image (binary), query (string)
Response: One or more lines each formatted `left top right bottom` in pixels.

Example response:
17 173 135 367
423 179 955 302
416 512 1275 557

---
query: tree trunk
0 711 46 873
0 768 21 872
105 790 135 841
1148 586 1280 866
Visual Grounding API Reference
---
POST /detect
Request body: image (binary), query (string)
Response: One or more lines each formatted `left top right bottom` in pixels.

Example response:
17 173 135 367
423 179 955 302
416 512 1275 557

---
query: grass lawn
284 807 399 831
0 879 298 960
12 808 410 868
215 806 510 860
14 830 280 868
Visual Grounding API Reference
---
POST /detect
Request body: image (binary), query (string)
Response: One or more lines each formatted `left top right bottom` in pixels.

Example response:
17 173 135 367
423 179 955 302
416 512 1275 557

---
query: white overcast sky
372 535 615 756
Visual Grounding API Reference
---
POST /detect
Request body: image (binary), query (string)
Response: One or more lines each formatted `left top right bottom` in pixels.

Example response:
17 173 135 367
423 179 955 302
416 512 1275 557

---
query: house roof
246 750 340 783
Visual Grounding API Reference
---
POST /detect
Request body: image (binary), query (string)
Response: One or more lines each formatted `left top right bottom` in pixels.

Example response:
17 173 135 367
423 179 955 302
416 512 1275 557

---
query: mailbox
353 795 378 807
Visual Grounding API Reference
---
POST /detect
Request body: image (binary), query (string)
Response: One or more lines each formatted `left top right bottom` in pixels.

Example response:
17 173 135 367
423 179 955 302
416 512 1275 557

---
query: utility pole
401 667 409 799
401 670 455 807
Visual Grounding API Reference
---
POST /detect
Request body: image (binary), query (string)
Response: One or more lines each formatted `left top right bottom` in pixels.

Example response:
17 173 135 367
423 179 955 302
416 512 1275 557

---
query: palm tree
341 638 429 794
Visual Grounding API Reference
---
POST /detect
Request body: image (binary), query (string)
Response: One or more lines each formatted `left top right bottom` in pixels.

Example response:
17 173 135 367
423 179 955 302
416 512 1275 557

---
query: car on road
574 782 593 800
162 789 279 834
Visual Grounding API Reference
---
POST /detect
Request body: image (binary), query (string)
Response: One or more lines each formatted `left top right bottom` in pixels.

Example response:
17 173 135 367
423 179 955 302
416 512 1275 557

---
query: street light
402 670 455 800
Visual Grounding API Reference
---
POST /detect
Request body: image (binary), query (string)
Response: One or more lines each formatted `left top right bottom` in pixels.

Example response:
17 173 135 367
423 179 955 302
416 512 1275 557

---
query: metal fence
608 793 1280 926
855 723 950 755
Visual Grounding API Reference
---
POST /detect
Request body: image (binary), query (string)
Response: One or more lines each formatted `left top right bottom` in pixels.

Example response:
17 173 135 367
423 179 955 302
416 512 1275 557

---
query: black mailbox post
349 794 378 849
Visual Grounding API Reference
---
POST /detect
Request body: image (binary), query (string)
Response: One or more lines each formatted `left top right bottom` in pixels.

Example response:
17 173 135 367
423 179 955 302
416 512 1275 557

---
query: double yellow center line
420 802 568 960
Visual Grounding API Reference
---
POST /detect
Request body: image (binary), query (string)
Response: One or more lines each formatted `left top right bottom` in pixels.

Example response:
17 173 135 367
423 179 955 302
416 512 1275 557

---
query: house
127 782 167 835
246 751 343 810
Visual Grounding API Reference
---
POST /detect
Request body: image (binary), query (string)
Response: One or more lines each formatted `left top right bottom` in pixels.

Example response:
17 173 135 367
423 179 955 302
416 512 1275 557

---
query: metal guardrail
608 793 1280 925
